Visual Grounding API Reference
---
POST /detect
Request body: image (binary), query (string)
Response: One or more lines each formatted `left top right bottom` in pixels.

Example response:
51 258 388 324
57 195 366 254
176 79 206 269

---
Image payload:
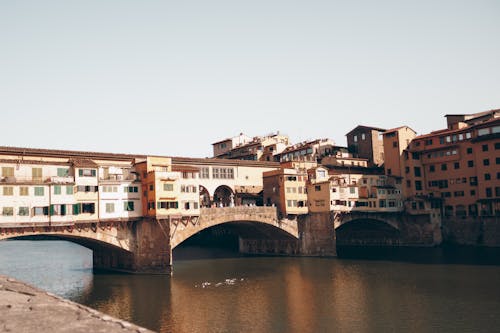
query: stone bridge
0 207 302 274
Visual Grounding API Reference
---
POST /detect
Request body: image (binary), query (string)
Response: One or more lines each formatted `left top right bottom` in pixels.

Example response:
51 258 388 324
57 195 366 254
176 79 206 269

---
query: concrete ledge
0 275 154 333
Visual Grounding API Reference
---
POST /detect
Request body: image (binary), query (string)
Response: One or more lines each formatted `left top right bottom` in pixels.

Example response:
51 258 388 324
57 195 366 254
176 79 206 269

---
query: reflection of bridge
0 207 302 274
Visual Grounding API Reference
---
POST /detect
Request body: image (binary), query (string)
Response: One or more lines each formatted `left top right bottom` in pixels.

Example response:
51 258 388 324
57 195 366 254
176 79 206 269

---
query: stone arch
170 207 299 249
199 185 211 208
213 185 235 207
335 218 401 246
0 225 136 271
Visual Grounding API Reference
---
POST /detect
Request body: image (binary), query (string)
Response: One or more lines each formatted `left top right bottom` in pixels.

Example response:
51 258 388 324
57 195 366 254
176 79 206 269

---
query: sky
1 0 499 158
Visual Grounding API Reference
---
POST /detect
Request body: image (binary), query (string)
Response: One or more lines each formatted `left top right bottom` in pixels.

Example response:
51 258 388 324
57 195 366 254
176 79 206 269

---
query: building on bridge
0 147 143 226
306 164 403 214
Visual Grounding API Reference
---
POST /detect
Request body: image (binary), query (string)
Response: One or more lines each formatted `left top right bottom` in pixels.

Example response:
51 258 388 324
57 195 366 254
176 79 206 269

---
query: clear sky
1 0 499 157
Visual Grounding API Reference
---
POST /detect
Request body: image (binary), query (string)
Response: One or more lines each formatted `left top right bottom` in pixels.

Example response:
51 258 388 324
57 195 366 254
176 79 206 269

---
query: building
0 147 143 226
212 133 253 158
306 165 403 214
212 132 289 161
346 125 386 167
263 168 308 217
277 139 336 163
404 110 500 217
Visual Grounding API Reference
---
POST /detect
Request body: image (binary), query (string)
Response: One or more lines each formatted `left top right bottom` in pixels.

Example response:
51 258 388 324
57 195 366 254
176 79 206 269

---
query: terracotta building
346 125 386 167
404 110 500 217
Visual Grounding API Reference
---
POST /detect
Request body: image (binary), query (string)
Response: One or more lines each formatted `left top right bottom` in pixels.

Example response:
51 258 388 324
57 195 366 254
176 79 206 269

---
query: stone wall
443 216 500 246
297 212 337 256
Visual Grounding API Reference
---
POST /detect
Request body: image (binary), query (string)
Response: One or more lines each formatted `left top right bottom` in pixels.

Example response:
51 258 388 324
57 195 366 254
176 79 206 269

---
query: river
1 240 500 333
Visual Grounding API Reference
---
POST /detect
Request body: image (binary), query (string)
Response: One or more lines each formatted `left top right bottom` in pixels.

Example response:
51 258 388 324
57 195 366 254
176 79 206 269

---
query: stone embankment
0 275 153 333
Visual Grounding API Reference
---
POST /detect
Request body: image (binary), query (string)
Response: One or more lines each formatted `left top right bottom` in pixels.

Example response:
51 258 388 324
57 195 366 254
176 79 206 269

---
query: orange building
397 110 499 217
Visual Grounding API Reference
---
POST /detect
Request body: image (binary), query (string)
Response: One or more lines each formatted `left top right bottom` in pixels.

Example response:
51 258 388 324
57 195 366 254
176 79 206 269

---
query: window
32 167 42 180
34 187 44 196
349 187 356 194
470 190 476 196
157 201 178 209
468 160 474 167
314 185 321 192
406 180 411 188
429 165 435 173
361 133 366 140
102 186 118 193
485 173 491 181
470 176 478 186
18 207 29 216
405 167 410 174
483 159 490 166
496 187 500 197
54 185 61 195
2 187 13 196
57 168 69 177
454 162 460 169
496 157 500 165
414 167 421 177
124 186 138 193
66 186 73 195
2 207 13 216
105 203 115 213
454 191 464 197
412 152 420 160
486 188 492 198
495 142 500 150
415 181 422 191
441 164 447 171
482 144 489 152
33 207 49 216
76 186 98 192
478 128 490 136
212 168 234 179
393 141 398 148
81 203 95 214
164 183 174 191
124 201 135 211
20 187 29 196
79 169 96 177
466 147 473 154
200 167 210 179
353 135 358 142
1 167 14 177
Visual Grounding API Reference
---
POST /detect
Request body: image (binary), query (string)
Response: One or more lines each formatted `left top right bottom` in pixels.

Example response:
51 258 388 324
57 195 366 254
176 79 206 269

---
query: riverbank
0 275 153 333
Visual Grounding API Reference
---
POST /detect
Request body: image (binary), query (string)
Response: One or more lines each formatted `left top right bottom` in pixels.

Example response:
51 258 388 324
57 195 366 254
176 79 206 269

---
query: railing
0 176 75 184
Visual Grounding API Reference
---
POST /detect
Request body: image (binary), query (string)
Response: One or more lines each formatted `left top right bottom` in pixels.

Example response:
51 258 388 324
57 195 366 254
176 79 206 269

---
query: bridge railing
200 206 278 219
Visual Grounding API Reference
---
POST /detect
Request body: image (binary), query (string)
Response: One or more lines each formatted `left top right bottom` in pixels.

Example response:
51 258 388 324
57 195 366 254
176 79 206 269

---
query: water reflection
1 241 500 333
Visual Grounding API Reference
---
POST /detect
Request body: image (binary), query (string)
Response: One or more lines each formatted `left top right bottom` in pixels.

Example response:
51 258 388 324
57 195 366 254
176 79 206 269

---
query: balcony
99 174 138 182
0 176 74 184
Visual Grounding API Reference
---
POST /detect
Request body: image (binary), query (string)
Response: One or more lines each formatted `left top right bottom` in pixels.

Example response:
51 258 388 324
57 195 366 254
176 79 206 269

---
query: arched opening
172 221 298 260
0 234 134 273
336 218 400 249
199 185 211 208
213 185 234 207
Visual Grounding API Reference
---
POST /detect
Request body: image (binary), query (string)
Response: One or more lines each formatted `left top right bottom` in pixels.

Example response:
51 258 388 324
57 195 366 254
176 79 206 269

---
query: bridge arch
170 207 299 249
335 217 401 246
0 223 136 271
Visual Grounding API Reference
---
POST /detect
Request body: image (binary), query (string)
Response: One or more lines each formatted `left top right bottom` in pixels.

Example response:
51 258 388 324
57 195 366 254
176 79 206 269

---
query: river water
1 240 500 333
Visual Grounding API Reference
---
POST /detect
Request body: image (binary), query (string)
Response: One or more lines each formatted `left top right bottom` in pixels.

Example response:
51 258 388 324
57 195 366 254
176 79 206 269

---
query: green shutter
50 205 55 216
91 170 96 177
79 169 83 176
73 204 80 215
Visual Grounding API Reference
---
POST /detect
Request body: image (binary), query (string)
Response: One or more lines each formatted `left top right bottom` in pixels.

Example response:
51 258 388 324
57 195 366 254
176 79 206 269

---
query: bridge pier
298 213 337 256
130 218 172 274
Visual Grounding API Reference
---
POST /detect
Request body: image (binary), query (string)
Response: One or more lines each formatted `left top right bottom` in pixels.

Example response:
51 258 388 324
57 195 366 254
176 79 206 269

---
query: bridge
0 207 302 274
